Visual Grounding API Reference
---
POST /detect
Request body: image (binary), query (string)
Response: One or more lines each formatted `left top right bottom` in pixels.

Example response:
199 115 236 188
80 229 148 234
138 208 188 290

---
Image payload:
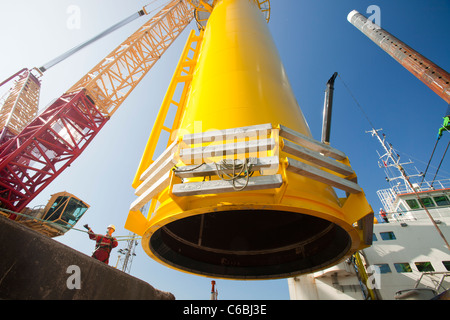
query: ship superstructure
287 7 450 301
288 129 450 300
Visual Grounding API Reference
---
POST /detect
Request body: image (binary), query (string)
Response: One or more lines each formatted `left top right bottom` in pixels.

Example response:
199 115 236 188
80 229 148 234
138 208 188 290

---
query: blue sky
0 0 449 300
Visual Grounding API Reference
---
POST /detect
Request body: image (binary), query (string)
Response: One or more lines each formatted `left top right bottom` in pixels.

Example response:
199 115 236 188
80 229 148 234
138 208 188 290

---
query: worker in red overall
84 224 118 264
379 208 389 223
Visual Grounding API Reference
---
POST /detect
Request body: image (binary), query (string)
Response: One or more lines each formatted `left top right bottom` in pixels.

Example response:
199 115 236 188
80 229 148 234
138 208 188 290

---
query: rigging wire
0 207 141 241
38 0 170 72
214 158 253 191
339 73 449 182
420 138 439 186
430 137 450 188
394 147 450 177
421 110 450 185
173 158 255 191
338 73 450 250
39 12 144 72
337 74 377 131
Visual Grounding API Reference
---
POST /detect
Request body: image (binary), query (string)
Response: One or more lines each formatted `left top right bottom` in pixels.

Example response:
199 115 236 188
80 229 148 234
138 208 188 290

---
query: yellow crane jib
126 0 373 280
66 0 194 117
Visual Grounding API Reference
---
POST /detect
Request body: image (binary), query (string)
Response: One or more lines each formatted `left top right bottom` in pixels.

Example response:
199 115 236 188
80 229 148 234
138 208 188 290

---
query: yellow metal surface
354 252 378 299
179 0 293 134
131 29 204 190
127 0 373 280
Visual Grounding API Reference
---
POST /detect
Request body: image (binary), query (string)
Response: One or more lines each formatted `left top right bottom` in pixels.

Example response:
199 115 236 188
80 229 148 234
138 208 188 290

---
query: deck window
419 197 435 208
443 261 450 271
415 261 435 272
380 231 396 240
394 263 412 273
374 264 392 274
372 233 378 242
406 199 420 209
433 196 450 207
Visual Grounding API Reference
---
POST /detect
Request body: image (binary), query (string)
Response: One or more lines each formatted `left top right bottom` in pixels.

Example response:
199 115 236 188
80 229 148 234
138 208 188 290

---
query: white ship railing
377 178 450 217
388 207 450 222
376 188 396 213
386 178 450 196
415 272 450 294
377 205 450 223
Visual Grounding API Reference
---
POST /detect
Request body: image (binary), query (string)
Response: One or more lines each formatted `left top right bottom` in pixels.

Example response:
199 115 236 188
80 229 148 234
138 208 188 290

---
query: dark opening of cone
149 209 351 279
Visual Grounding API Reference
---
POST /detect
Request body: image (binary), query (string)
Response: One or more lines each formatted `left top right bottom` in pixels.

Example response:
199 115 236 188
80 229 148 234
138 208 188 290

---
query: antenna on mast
367 128 422 193
368 128 450 250
116 232 139 274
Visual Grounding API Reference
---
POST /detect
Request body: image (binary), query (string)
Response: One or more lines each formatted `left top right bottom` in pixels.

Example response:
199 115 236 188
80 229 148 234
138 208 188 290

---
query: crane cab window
43 195 88 227
61 197 88 226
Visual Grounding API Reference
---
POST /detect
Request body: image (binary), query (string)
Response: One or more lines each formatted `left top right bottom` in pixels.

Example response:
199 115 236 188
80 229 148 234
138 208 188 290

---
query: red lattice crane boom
0 0 194 213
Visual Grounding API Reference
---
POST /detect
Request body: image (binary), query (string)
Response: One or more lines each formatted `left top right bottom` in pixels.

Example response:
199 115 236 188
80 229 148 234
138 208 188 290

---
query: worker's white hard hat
107 224 116 231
